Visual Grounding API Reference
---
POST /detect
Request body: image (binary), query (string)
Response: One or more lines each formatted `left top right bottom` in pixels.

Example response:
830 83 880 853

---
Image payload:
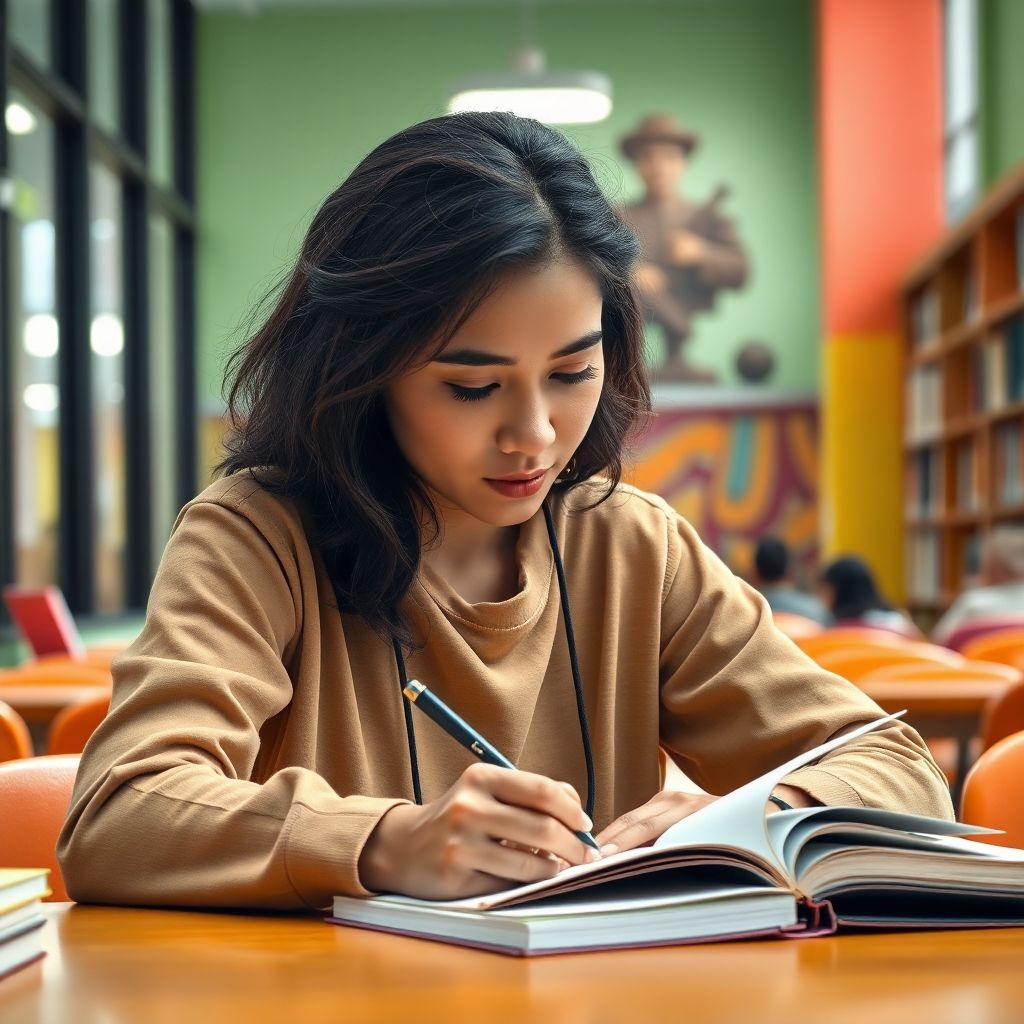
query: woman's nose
496 394 557 455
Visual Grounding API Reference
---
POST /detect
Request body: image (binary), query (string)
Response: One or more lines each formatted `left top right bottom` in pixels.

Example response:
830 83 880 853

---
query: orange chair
814 642 964 683
0 754 81 901
795 627 909 659
47 696 111 755
771 611 824 640
981 680 1024 751
0 700 33 762
0 660 112 687
961 628 1024 670
960 732 1024 848
856 660 1021 686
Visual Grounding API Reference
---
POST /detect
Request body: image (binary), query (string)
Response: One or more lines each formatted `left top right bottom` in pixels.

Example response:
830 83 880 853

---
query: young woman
58 112 951 910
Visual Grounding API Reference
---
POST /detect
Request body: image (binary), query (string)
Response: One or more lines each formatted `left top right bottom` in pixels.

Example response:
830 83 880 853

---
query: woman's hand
594 791 719 855
358 762 601 900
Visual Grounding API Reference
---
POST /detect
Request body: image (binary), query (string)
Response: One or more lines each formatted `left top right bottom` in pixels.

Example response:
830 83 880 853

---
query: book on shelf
996 422 1023 506
330 715 1024 956
1016 206 1024 292
955 440 979 512
963 261 980 324
906 365 943 442
911 285 941 347
0 869 49 981
1007 316 1024 404
907 529 942 602
905 448 942 519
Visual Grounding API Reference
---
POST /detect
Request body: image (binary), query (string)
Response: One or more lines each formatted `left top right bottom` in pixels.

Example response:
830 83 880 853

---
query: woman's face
385 257 605 531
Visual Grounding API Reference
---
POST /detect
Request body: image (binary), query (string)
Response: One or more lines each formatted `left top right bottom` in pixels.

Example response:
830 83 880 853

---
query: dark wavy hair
218 111 650 646
820 556 894 620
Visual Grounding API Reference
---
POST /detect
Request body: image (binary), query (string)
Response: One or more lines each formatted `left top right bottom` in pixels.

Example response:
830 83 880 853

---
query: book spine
781 897 838 939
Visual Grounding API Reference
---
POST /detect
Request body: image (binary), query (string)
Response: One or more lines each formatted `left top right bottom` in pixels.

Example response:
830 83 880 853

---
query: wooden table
0 685 110 728
1 904 1023 1023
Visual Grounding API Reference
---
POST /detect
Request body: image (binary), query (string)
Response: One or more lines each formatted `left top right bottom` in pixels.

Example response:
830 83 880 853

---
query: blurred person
932 526 1024 645
58 112 950 913
819 556 921 638
751 537 831 626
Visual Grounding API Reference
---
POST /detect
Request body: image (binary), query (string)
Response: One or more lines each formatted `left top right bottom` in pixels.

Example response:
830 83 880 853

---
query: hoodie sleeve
57 496 410 910
656 511 954 819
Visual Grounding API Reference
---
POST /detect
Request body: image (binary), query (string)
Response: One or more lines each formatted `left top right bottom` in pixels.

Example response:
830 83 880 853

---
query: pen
402 679 601 852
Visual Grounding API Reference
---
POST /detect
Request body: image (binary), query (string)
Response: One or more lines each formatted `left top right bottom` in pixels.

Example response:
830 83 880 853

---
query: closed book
0 915 46 981
0 869 50 912
330 715 1024 956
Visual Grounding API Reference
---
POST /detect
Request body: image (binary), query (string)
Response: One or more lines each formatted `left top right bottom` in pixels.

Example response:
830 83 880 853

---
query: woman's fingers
483 801 597 867
464 763 593 835
595 792 718 854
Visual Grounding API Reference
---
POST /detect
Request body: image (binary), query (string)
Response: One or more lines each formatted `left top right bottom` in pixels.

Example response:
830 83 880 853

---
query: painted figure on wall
618 114 750 383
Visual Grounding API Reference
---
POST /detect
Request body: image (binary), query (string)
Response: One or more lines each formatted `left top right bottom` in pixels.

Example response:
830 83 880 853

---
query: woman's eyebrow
432 330 603 367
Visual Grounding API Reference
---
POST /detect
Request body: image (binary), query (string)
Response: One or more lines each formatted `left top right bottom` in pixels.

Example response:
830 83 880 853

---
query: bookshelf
903 163 1024 625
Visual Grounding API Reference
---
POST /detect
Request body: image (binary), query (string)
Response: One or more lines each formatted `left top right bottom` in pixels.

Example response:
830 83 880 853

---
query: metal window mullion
123 178 152 605
173 0 197 501
0 0 13 601
55 122 95 615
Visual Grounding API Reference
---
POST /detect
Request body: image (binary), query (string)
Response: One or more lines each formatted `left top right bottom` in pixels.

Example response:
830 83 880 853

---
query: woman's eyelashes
446 365 600 403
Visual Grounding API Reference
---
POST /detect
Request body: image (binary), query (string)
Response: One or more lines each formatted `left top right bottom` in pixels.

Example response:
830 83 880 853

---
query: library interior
2 0 1024 1019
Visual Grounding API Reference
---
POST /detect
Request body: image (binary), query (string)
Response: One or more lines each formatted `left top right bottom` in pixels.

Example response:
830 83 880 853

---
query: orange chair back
815 642 964 682
0 661 112 687
771 612 824 640
982 680 1024 751
961 732 1024 848
0 754 80 901
961 629 1024 669
795 628 908 659
856 660 1022 685
47 696 111 755
35 644 127 672
0 700 33 762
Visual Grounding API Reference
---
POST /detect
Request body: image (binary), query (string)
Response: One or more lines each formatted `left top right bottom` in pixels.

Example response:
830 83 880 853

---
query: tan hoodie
58 474 953 910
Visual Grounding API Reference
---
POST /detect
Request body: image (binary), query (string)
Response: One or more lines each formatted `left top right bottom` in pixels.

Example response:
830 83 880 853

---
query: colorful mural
626 399 820 585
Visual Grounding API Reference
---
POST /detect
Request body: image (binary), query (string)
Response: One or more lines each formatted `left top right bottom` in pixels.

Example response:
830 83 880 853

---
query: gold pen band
403 679 425 701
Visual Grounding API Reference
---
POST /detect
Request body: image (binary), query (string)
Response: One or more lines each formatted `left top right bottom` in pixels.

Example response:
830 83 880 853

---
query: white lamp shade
446 70 613 125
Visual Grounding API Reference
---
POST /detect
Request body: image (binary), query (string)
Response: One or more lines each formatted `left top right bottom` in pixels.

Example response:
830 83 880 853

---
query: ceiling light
447 47 612 125
446 2 612 126
6 102 37 135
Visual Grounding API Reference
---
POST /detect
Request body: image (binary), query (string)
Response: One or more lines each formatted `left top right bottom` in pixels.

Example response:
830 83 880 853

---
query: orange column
819 0 944 601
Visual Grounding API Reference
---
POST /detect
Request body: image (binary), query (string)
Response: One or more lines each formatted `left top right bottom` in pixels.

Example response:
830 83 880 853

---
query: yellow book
0 869 50 915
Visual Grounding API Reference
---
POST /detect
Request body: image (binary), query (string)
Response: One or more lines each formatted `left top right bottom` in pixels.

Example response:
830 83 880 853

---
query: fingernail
580 813 593 831
600 843 618 856
587 848 602 862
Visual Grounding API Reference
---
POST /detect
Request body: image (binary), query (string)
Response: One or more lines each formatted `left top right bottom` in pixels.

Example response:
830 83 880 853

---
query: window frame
0 0 196 629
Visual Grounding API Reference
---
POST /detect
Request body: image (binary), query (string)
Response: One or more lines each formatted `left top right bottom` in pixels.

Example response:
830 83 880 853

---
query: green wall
981 0 1024 184
196 0 819 403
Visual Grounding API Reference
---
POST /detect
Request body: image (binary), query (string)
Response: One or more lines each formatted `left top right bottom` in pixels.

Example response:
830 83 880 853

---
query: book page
649 712 907 874
422 713 904 911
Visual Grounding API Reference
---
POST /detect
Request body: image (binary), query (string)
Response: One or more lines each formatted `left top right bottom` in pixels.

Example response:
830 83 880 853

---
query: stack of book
0 869 49 980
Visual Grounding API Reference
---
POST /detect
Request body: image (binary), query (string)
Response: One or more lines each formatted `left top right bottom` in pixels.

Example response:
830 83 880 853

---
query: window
943 0 980 221
8 91 59 590
1 1 196 625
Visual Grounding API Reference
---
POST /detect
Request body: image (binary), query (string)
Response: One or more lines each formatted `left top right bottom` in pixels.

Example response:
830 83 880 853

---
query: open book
330 714 1024 956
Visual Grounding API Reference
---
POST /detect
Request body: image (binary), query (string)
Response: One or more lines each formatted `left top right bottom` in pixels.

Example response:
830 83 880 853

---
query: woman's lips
484 470 548 498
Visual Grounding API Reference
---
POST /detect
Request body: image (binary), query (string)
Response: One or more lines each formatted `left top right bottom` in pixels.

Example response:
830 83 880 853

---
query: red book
2 586 84 658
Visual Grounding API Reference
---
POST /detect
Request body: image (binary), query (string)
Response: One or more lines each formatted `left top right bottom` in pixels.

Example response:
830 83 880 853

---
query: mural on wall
626 401 820 585
617 114 751 384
